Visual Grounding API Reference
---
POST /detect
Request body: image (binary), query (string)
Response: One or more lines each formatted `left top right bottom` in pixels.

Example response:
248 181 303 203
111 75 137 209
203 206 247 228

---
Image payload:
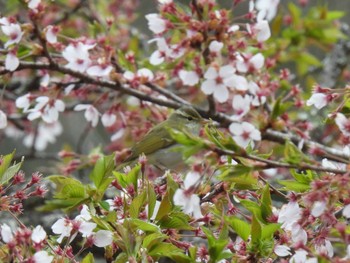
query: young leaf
226 217 251 241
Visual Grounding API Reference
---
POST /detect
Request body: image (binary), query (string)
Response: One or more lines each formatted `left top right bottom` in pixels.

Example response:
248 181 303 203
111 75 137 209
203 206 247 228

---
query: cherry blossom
277 202 301 230
0 110 7 129
246 20 271 42
31 225 47 243
228 25 239 33
201 65 237 103
0 224 14 243
343 204 350 218
173 171 202 219
149 38 185 65
51 218 73 243
255 0 280 21
93 230 114 247
249 81 266 106
274 245 292 257
23 121 63 151
123 68 154 85
315 239 334 258
33 251 53 263
27 96 65 123
101 112 117 127
62 42 95 72
178 70 199 86
289 249 317 263
0 21 24 48
16 93 32 112
311 201 326 217
87 64 113 78
335 113 350 137
306 93 329 109
5 51 19 71
236 53 265 73
28 0 41 11
229 122 261 148
145 14 167 34
209 40 223 56
45 25 58 44
231 94 251 120
111 128 125 141
74 104 100 127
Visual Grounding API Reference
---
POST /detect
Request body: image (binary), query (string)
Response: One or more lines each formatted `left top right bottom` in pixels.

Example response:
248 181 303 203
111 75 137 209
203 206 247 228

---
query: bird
118 106 206 171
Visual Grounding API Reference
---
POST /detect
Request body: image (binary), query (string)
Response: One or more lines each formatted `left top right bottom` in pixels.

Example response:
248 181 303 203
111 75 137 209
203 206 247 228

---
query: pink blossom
229 122 261 148
74 104 100 127
145 14 167 34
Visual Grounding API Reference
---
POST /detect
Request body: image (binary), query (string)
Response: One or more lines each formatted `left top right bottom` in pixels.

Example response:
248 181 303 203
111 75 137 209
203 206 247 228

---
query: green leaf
240 199 263 222
288 2 301 25
202 227 230 263
155 191 172 221
147 184 157 221
142 232 167 249
129 191 146 218
1 160 23 185
251 215 262 244
278 180 310 192
261 223 281 240
89 154 115 192
129 218 160 233
283 141 307 165
261 184 272 221
148 242 191 262
158 212 192 230
227 217 250 241
81 253 94 263
0 151 16 181
113 164 140 189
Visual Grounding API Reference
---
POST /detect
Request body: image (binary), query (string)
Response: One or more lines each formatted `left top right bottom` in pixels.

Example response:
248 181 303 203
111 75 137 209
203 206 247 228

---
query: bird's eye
187 116 193 121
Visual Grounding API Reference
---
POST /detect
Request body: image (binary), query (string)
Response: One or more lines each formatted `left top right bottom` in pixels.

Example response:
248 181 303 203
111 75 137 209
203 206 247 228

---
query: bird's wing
125 124 175 162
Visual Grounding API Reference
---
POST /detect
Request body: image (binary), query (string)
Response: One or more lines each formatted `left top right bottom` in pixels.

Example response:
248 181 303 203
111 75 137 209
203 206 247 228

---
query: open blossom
335 113 350 137
5 51 19 71
173 171 203 219
16 93 32 111
123 68 154 85
74 104 100 127
145 14 167 34
87 64 113 77
149 38 185 65
27 96 65 123
1 224 14 243
236 53 265 73
315 239 334 257
209 40 223 56
62 42 95 72
311 201 326 217
255 0 280 21
28 0 41 11
0 20 24 48
306 92 334 109
201 65 237 103
277 202 301 230
231 94 251 120
101 112 117 127
247 20 271 42
23 121 63 151
33 251 53 263
274 245 292 257
343 204 350 218
31 225 47 243
93 230 114 247
179 70 199 86
45 25 58 44
229 122 261 148
0 110 7 129
249 81 266 106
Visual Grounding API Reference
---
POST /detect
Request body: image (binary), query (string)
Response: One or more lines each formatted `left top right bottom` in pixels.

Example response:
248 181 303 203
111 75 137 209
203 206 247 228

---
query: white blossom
62 42 95 72
343 204 350 218
1 22 24 48
236 53 265 73
33 251 53 263
74 104 100 127
201 65 236 103
16 93 32 112
306 93 328 109
0 110 7 129
274 245 292 257
101 112 117 127
5 52 19 71
93 230 113 247
231 94 251 120
149 38 185 65
145 14 167 34
45 25 58 44
111 128 125 141
1 224 13 243
173 171 202 219
315 239 334 258
311 201 326 217
28 0 41 11
27 96 65 123
87 64 113 77
229 122 261 148
255 0 280 21
31 225 47 243
209 40 223 55
179 70 199 86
